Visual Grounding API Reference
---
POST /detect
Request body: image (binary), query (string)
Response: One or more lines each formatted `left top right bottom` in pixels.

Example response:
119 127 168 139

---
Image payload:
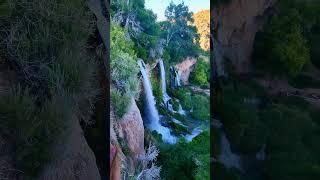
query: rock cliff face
38 117 101 180
110 98 145 178
0 61 101 180
214 0 276 73
175 57 197 85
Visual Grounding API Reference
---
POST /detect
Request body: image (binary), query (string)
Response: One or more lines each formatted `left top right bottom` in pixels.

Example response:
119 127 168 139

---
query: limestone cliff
110 98 145 179
37 117 101 180
175 57 197 85
214 0 276 73
0 61 101 180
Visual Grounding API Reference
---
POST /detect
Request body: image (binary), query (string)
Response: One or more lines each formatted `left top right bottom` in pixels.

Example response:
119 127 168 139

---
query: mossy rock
168 121 190 135
172 112 188 123
169 98 179 111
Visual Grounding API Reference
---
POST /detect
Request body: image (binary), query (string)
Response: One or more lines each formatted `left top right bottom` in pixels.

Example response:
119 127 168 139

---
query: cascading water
213 120 243 171
138 59 176 144
159 59 171 107
175 70 181 87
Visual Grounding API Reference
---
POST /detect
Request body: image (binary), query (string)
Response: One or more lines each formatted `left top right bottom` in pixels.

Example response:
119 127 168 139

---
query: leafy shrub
111 89 131 118
181 95 193 111
0 87 70 176
151 72 163 106
171 112 188 123
214 81 267 153
191 94 210 121
110 25 139 118
158 131 210 180
260 104 316 180
169 98 179 111
253 7 310 78
190 58 210 86
168 87 193 110
168 121 190 135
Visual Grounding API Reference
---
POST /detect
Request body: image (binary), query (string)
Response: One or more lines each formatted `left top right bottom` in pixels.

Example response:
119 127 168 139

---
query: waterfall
159 59 167 96
175 70 181 87
214 120 243 171
185 127 203 142
169 66 181 88
138 59 176 144
159 59 171 106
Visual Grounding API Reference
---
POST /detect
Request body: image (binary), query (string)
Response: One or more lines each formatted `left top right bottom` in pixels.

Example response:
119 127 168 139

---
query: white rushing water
214 121 243 171
138 59 176 144
175 70 181 87
159 59 171 107
184 127 203 142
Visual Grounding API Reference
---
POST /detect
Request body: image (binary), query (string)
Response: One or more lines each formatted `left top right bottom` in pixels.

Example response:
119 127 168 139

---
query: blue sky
145 0 210 21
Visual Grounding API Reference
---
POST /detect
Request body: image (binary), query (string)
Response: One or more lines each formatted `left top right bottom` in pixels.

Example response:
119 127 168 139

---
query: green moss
168 121 190 135
172 113 188 123
190 94 210 121
169 98 179 111
151 71 163 106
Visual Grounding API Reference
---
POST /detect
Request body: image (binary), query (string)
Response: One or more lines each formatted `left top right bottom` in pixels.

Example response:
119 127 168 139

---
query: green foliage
151 72 163 106
168 121 190 135
0 0 96 177
110 25 139 118
191 94 210 121
253 8 310 78
216 78 320 180
260 104 317 180
168 87 193 110
111 90 131 118
215 81 267 153
111 0 160 62
161 2 200 63
171 112 188 123
0 87 70 176
158 131 210 180
190 57 210 86
169 98 179 111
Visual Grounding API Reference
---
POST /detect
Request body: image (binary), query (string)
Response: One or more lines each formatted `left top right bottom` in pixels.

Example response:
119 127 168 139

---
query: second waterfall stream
138 59 177 144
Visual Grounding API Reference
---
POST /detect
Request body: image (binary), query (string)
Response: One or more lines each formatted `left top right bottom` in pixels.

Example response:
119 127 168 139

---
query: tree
160 2 200 63
111 0 160 62
253 8 310 78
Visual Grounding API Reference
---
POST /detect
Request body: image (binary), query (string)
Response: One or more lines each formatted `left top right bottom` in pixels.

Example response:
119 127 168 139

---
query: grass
0 0 97 177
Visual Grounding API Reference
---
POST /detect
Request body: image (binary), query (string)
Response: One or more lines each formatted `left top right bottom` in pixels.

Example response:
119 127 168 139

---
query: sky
145 0 210 21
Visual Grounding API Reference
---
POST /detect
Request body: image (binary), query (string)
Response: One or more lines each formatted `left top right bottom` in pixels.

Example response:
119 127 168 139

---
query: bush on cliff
110 25 139 118
190 57 210 87
0 0 96 177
